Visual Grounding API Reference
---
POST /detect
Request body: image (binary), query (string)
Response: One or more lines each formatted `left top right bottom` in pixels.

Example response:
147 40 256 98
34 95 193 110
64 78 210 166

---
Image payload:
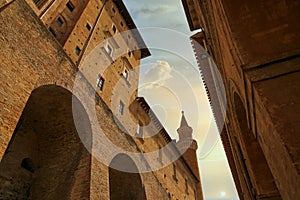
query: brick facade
182 0 300 199
0 0 203 199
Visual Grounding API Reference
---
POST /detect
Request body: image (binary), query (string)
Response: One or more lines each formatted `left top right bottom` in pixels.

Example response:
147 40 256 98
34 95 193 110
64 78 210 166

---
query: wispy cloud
141 60 172 85
133 6 171 17
124 0 190 34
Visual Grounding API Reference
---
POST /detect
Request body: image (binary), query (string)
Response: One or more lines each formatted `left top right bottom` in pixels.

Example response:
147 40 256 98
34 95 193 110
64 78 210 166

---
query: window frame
122 69 129 80
33 0 47 9
75 46 81 55
172 163 178 183
86 23 91 31
56 17 63 27
104 44 113 56
66 1 75 12
112 25 117 34
96 75 105 91
118 101 124 115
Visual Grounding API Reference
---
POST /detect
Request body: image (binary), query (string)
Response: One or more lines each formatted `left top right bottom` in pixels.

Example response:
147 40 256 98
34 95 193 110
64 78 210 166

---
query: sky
123 0 239 199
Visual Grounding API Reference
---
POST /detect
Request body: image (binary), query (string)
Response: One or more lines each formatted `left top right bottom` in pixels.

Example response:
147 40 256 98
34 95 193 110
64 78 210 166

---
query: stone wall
0 1 201 200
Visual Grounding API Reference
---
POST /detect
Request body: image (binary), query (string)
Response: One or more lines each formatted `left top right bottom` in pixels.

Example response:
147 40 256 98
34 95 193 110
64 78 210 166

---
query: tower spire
176 111 200 180
180 111 189 127
177 111 193 140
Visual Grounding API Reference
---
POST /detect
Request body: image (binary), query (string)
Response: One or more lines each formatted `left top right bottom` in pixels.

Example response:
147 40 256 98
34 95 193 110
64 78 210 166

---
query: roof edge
113 0 151 59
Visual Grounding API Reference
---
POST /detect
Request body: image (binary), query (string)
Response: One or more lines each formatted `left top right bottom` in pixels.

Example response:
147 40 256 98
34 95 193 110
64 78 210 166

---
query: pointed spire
180 111 189 128
177 110 193 140
176 111 200 181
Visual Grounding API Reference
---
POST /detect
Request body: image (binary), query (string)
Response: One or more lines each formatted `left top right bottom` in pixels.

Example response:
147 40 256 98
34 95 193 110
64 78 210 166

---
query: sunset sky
123 0 239 199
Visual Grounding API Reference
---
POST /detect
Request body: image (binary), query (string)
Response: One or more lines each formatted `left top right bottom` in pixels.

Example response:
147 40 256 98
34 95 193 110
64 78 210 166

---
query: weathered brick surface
182 0 300 199
253 70 300 199
0 1 202 200
25 0 145 136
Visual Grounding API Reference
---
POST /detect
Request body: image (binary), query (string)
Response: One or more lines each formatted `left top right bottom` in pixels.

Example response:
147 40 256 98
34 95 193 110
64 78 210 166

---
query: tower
176 111 200 180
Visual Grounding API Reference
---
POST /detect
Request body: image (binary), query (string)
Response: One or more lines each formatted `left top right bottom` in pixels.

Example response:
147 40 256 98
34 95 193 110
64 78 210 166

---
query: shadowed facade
181 0 300 199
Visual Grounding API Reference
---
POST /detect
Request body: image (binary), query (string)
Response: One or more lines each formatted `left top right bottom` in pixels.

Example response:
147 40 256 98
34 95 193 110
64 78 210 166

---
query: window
112 25 116 33
33 0 47 9
86 23 91 31
137 123 143 136
75 46 81 55
66 1 74 12
120 21 124 27
128 51 131 57
137 124 141 135
96 76 104 91
112 7 116 13
119 101 124 115
56 17 63 27
104 44 112 56
122 69 129 80
173 163 178 183
136 122 144 142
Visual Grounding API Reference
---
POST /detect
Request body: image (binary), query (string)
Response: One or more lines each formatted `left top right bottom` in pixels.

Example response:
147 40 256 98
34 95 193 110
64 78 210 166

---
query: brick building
181 0 300 199
24 0 150 134
0 0 203 199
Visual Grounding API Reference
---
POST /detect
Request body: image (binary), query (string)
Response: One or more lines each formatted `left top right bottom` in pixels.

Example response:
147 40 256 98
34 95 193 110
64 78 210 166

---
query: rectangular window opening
96 76 104 91
33 0 47 9
56 17 63 27
119 101 124 115
173 164 178 183
137 124 141 135
66 1 74 12
75 46 81 55
86 23 91 31
104 44 112 56
137 123 143 136
112 25 116 34
122 69 129 80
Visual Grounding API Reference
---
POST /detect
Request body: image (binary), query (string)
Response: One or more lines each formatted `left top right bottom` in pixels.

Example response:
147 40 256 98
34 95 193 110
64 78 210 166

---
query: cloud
133 6 169 17
124 0 190 34
141 60 173 85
